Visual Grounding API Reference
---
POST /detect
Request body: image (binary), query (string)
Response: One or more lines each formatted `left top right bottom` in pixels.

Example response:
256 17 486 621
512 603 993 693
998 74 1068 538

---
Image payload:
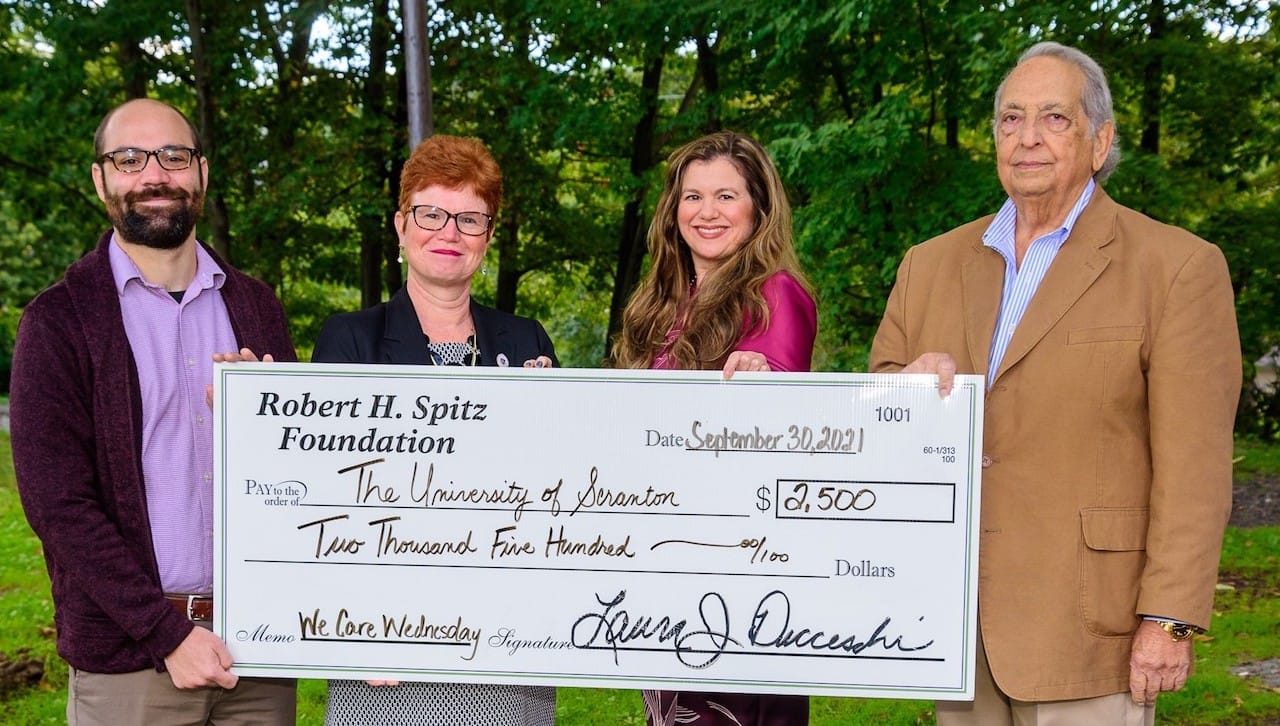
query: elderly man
870 42 1240 724
10 98 297 724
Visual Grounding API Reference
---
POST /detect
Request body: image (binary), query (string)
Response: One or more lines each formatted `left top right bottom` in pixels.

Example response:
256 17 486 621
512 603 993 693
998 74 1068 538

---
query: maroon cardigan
10 231 296 673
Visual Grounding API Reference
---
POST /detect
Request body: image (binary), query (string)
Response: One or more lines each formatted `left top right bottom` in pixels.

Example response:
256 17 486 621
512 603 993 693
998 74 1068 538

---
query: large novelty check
213 365 983 700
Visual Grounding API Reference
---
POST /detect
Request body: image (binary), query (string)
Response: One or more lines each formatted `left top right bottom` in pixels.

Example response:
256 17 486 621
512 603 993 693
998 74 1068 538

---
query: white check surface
214 364 983 700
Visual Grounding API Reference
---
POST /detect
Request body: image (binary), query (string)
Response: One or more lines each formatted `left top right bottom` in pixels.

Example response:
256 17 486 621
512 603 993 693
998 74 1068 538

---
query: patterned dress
326 681 555 726
643 271 817 726
321 334 557 725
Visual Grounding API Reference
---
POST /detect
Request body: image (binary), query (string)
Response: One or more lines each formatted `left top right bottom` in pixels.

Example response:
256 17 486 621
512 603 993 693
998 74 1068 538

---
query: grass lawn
2 430 1278 724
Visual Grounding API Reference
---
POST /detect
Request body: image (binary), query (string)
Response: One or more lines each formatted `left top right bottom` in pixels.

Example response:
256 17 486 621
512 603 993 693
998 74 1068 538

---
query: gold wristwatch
1152 619 1197 641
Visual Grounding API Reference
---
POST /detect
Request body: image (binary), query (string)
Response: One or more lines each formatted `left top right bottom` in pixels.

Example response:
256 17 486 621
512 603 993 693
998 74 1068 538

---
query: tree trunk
244 1 321 287
605 49 665 356
359 0 393 307
384 52 409 297
1140 0 1166 154
184 0 232 260
496 216 519 312
493 7 535 315
914 0 938 146
117 38 148 100
695 34 720 133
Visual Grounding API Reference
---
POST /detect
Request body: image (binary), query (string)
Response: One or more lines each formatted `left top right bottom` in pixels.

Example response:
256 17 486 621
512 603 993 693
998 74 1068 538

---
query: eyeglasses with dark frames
98 147 200 174
407 205 493 236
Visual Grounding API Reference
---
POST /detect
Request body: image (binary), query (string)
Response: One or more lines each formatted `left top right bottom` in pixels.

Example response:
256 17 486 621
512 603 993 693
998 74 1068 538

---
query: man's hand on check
164 627 238 690
902 352 957 398
206 347 276 410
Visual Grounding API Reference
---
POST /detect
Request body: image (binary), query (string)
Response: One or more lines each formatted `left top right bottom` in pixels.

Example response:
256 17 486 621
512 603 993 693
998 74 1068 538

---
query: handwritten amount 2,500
756 482 878 515
786 425 863 454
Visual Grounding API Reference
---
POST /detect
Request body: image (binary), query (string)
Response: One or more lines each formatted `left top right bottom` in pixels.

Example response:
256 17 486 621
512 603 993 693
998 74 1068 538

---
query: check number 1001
875 406 911 422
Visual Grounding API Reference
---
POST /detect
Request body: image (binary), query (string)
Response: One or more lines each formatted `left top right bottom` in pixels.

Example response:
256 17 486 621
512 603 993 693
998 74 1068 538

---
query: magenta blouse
653 270 816 372
643 270 817 724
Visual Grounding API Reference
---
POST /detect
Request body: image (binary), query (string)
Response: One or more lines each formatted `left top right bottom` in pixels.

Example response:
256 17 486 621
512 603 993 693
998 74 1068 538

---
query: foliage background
1 1 1277 435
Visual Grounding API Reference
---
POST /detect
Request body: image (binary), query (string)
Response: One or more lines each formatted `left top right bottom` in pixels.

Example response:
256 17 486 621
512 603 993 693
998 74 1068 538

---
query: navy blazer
312 286 558 367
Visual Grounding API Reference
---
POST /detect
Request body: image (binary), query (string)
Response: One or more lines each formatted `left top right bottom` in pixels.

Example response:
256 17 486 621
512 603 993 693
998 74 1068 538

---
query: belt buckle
185 594 201 621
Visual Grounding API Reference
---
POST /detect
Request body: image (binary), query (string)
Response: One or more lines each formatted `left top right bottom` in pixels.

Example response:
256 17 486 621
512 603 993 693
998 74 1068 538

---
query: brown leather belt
165 594 213 622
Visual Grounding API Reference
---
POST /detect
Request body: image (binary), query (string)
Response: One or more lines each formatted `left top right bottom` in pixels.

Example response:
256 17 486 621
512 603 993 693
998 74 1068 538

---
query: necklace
427 333 479 366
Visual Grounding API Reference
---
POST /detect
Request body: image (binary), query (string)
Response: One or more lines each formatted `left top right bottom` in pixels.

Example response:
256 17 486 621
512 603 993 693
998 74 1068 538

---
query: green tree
0 0 1276 429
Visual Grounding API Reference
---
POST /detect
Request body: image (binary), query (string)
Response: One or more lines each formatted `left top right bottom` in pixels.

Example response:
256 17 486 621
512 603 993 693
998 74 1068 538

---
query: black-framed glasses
98 147 200 174
407 205 493 236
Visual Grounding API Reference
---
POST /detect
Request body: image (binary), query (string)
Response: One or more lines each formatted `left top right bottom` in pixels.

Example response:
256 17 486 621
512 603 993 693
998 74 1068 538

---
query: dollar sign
756 486 771 512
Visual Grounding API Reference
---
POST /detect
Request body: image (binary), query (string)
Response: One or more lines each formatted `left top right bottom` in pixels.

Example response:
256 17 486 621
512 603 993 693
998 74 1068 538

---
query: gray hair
993 41 1121 182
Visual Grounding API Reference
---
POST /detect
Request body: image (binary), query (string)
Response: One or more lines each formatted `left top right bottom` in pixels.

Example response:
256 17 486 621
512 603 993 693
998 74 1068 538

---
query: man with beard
10 98 297 724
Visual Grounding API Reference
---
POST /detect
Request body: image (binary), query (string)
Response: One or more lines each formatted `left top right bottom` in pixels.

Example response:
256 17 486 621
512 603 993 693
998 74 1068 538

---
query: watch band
1152 619 1198 641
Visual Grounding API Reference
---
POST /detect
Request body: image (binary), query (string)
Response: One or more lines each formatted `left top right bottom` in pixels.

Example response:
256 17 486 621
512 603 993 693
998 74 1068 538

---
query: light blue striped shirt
983 179 1096 385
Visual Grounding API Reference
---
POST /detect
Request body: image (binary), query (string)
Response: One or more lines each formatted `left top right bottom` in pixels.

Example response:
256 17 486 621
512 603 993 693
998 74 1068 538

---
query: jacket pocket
1067 325 1145 344
1079 507 1148 636
1066 326 1147 408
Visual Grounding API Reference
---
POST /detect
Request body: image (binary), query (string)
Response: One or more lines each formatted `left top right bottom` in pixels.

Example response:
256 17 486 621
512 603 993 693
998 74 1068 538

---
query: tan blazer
869 189 1240 701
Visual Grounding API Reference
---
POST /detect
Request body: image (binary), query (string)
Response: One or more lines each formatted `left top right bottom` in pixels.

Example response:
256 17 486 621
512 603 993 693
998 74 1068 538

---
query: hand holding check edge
163 626 239 690
901 351 957 398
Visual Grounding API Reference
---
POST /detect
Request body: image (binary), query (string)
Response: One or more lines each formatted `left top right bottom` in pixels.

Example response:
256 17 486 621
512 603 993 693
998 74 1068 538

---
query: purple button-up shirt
110 237 237 594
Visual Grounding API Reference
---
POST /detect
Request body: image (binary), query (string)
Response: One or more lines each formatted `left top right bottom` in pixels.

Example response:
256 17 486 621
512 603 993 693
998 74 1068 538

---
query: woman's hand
365 679 401 687
522 356 554 368
722 350 770 379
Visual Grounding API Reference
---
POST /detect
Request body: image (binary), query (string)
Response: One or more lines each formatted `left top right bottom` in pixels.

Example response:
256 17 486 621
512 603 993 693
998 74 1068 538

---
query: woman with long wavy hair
615 130 817 725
